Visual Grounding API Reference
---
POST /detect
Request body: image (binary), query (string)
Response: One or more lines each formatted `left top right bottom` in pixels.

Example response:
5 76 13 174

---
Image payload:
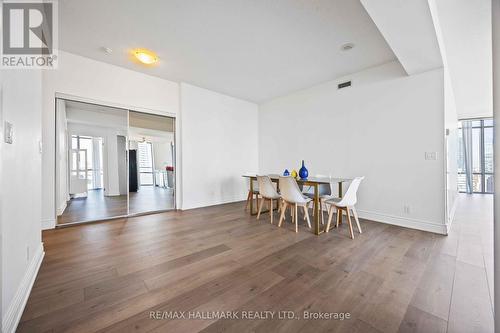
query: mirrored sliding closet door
55 100 176 225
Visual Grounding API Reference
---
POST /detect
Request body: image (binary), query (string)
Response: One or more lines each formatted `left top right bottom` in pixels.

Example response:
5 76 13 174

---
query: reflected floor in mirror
129 186 175 214
57 189 128 225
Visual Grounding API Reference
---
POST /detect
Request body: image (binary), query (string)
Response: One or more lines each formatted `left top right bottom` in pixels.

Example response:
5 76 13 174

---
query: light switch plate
4 121 13 144
425 152 437 160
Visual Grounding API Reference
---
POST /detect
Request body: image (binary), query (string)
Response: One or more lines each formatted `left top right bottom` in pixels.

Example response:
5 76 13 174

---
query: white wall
0 74 3 331
259 61 447 234
180 83 259 209
493 0 500 328
428 0 459 229
55 99 69 215
42 51 180 229
444 69 459 229
1 70 44 333
117 136 128 195
153 138 174 170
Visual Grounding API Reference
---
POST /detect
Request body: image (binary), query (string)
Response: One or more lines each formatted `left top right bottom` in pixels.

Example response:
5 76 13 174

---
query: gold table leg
314 184 320 235
249 178 254 214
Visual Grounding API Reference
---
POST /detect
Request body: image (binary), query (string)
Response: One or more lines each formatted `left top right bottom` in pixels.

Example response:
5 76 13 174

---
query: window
457 119 494 193
138 142 154 185
71 135 104 190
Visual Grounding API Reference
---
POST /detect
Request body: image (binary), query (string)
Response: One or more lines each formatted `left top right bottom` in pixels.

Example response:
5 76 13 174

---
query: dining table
242 174 352 235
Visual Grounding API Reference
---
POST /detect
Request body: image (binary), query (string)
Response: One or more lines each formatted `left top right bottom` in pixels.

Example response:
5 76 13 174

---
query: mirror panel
128 111 175 215
55 99 128 225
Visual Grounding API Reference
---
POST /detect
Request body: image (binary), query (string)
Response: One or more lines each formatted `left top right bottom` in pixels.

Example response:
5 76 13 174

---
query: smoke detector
341 43 355 51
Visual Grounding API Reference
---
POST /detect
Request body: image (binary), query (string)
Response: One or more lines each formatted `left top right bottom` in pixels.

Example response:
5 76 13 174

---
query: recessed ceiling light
133 49 159 65
341 43 355 51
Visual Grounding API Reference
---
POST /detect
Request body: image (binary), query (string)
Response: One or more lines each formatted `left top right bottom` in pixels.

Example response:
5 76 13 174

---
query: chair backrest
337 177 364 207
257 175 278 198
279 176 308 203
316 174 332 196
302 174 331 196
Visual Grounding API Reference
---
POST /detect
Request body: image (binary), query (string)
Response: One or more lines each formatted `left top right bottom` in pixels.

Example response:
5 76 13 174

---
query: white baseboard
357 209 447 235
104 191 121 197
56 200 67 216
2 243 44 333
181 195 247 210
41 218 55 230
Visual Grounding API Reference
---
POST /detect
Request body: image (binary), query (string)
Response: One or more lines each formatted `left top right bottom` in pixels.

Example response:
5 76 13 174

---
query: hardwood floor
129 186 175 214
19 194 493 332
58 187 175 225
57 189 128 225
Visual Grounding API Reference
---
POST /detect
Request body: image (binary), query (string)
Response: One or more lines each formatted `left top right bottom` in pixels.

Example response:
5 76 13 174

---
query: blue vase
283 169 290 176
299 160 308 179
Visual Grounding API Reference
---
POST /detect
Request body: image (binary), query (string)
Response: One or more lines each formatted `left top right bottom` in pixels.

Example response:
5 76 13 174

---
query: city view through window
457 118 494 193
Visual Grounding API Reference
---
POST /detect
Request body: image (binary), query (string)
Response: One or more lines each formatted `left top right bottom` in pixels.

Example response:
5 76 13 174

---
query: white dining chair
324 177 364 239
278 176 312 232
245 177 259 212
256 176 281 224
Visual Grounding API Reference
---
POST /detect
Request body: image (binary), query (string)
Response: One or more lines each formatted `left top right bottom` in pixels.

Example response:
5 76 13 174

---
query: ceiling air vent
338 81 351 89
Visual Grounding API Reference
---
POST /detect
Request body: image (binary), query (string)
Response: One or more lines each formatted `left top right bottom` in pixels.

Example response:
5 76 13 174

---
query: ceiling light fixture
341 43 355 51
133 49 158 65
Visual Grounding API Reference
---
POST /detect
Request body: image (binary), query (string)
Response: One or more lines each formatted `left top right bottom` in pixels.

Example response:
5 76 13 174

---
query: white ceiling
129 111 175 133
360 0 442 75
129 127 174 143
59 0 396 103
64 100 128 117
65 100 128 129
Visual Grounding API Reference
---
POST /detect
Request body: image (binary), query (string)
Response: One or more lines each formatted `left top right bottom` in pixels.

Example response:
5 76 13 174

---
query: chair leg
278 202 287 227
305 202 312 220
257 197 265 220
346 207 354 239
336 207 342 228
320 201 325 225
303 205 311 229
245 191 252 211
294 203 298 233
352 207 362 234
325 205 334 232
270 199 273 225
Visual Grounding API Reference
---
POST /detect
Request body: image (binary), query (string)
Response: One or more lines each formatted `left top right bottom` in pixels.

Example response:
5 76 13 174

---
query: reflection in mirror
128 111 175 214
55 99 128 224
